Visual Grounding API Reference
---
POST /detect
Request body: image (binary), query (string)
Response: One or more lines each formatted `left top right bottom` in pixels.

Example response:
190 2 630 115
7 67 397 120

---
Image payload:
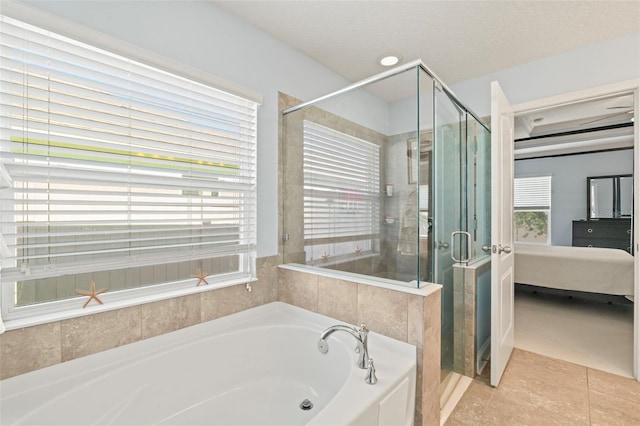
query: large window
302 121 380 264
0 16 257 321
514 176 552 244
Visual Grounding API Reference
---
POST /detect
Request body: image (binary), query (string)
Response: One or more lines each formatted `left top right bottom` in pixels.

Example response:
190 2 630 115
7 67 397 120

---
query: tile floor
446 349 640 425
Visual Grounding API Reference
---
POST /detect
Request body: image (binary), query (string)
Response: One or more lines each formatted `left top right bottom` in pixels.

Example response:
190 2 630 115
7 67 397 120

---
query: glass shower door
433 84 465 384
434 88 492 400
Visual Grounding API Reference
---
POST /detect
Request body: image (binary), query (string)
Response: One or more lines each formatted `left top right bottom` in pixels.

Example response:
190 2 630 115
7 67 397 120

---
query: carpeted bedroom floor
514 286 634 378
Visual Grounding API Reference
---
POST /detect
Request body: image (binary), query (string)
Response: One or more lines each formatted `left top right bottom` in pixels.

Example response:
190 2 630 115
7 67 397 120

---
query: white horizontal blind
0 16 257 284
514 176 551 209
303 121 380 243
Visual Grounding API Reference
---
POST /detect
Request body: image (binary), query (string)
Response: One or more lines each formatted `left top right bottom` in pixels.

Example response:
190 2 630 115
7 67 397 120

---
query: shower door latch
451 231 472 264
491 244 512 254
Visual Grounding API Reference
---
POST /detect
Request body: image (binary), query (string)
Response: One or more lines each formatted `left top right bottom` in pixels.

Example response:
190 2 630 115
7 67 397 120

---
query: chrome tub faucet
318 323 376 384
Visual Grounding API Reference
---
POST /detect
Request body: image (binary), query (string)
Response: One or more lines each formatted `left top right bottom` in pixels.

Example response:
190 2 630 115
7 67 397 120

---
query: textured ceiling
212 0 640 87
213 0 638 155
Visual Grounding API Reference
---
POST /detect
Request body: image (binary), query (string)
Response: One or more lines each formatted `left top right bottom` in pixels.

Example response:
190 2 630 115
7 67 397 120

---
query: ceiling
212 0 640 88
212 1 639 157
513 93 635 159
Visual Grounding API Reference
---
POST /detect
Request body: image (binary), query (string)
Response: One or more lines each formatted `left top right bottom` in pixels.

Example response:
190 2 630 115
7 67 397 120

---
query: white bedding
514 243 634 300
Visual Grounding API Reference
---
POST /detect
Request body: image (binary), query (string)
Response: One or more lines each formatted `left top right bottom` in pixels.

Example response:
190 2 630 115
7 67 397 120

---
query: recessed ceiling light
379 55 401 67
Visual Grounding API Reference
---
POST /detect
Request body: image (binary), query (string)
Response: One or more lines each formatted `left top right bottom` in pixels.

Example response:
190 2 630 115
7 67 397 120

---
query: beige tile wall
0 255 279 380
279 266 442 426
453 259 491 378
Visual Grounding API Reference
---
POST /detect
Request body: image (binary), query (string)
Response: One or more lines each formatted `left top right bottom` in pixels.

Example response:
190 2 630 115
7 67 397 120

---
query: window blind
303 121 380 243
0 16 257 285
514 176 551 209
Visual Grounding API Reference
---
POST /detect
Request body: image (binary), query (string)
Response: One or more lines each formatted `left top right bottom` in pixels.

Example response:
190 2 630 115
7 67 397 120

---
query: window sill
2 276 257 332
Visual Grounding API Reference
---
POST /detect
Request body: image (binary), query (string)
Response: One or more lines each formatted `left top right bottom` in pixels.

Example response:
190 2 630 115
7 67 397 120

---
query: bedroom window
302 121 380 265
514 176 552 244
0 16 258 323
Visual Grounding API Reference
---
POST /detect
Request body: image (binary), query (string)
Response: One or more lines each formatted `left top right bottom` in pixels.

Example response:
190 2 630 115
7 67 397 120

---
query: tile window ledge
2 277 258 332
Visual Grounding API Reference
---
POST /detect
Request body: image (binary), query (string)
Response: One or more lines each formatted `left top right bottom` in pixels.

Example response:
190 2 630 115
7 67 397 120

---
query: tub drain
299 399 313 411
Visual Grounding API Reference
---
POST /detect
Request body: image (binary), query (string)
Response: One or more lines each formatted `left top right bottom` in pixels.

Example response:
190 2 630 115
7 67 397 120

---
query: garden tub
0 302 416 425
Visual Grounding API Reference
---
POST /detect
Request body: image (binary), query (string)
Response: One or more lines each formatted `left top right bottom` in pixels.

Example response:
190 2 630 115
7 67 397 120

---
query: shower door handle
451 231 472 263
437 241 450 249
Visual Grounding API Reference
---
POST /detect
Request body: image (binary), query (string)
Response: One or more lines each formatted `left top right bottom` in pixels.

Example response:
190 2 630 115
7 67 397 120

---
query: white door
490 81 515 386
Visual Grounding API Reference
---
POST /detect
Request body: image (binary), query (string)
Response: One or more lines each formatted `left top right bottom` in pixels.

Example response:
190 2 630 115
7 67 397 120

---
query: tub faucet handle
358 324 368 337
365 358 377 385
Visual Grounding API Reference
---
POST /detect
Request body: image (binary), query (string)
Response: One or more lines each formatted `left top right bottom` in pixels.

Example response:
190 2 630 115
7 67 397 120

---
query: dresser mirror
587 174 633 219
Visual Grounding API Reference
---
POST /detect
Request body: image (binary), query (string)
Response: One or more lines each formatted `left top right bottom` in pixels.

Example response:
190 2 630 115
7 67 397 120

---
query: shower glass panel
281 67 428 287
468 115 492 260
433 86 465 380
417 69 435 283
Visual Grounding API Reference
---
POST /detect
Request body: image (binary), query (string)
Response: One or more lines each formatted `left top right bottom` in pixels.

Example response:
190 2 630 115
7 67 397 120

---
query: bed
514 243 634 301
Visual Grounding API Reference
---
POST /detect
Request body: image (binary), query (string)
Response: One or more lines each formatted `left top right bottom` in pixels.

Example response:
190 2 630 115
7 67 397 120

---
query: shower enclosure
280 60 491 397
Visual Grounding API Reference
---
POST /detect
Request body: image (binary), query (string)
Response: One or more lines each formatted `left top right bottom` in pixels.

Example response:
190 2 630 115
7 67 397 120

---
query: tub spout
318 324 370 370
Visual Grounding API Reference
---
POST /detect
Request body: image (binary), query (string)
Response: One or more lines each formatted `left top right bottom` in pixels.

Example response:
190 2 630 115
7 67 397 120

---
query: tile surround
0 322 61 378
141 294 201 339
317 276 358 325
0 255 279 380
61 306 142 362
357 283 409 342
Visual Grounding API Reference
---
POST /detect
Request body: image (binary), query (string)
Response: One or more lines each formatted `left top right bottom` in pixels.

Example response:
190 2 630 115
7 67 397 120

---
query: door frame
508 78 640 380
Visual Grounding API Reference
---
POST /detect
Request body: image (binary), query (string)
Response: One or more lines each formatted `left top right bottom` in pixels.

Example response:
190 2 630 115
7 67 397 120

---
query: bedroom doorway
505 79 640 380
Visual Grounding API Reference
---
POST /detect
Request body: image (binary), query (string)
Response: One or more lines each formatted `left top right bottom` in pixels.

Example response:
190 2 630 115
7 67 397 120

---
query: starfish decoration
76 281 107 309
192 268 210 286
354 246 362 256
321 252 330 263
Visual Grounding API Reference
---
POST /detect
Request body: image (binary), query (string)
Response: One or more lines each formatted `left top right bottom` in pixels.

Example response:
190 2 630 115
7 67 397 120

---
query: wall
451 31 640 115
515 149 634 246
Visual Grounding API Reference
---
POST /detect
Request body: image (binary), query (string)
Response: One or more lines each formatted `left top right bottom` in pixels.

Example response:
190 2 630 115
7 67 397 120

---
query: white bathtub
0 302 416 426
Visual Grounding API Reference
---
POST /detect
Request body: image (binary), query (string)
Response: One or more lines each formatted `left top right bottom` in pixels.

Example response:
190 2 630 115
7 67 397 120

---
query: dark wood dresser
572 219 632 254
